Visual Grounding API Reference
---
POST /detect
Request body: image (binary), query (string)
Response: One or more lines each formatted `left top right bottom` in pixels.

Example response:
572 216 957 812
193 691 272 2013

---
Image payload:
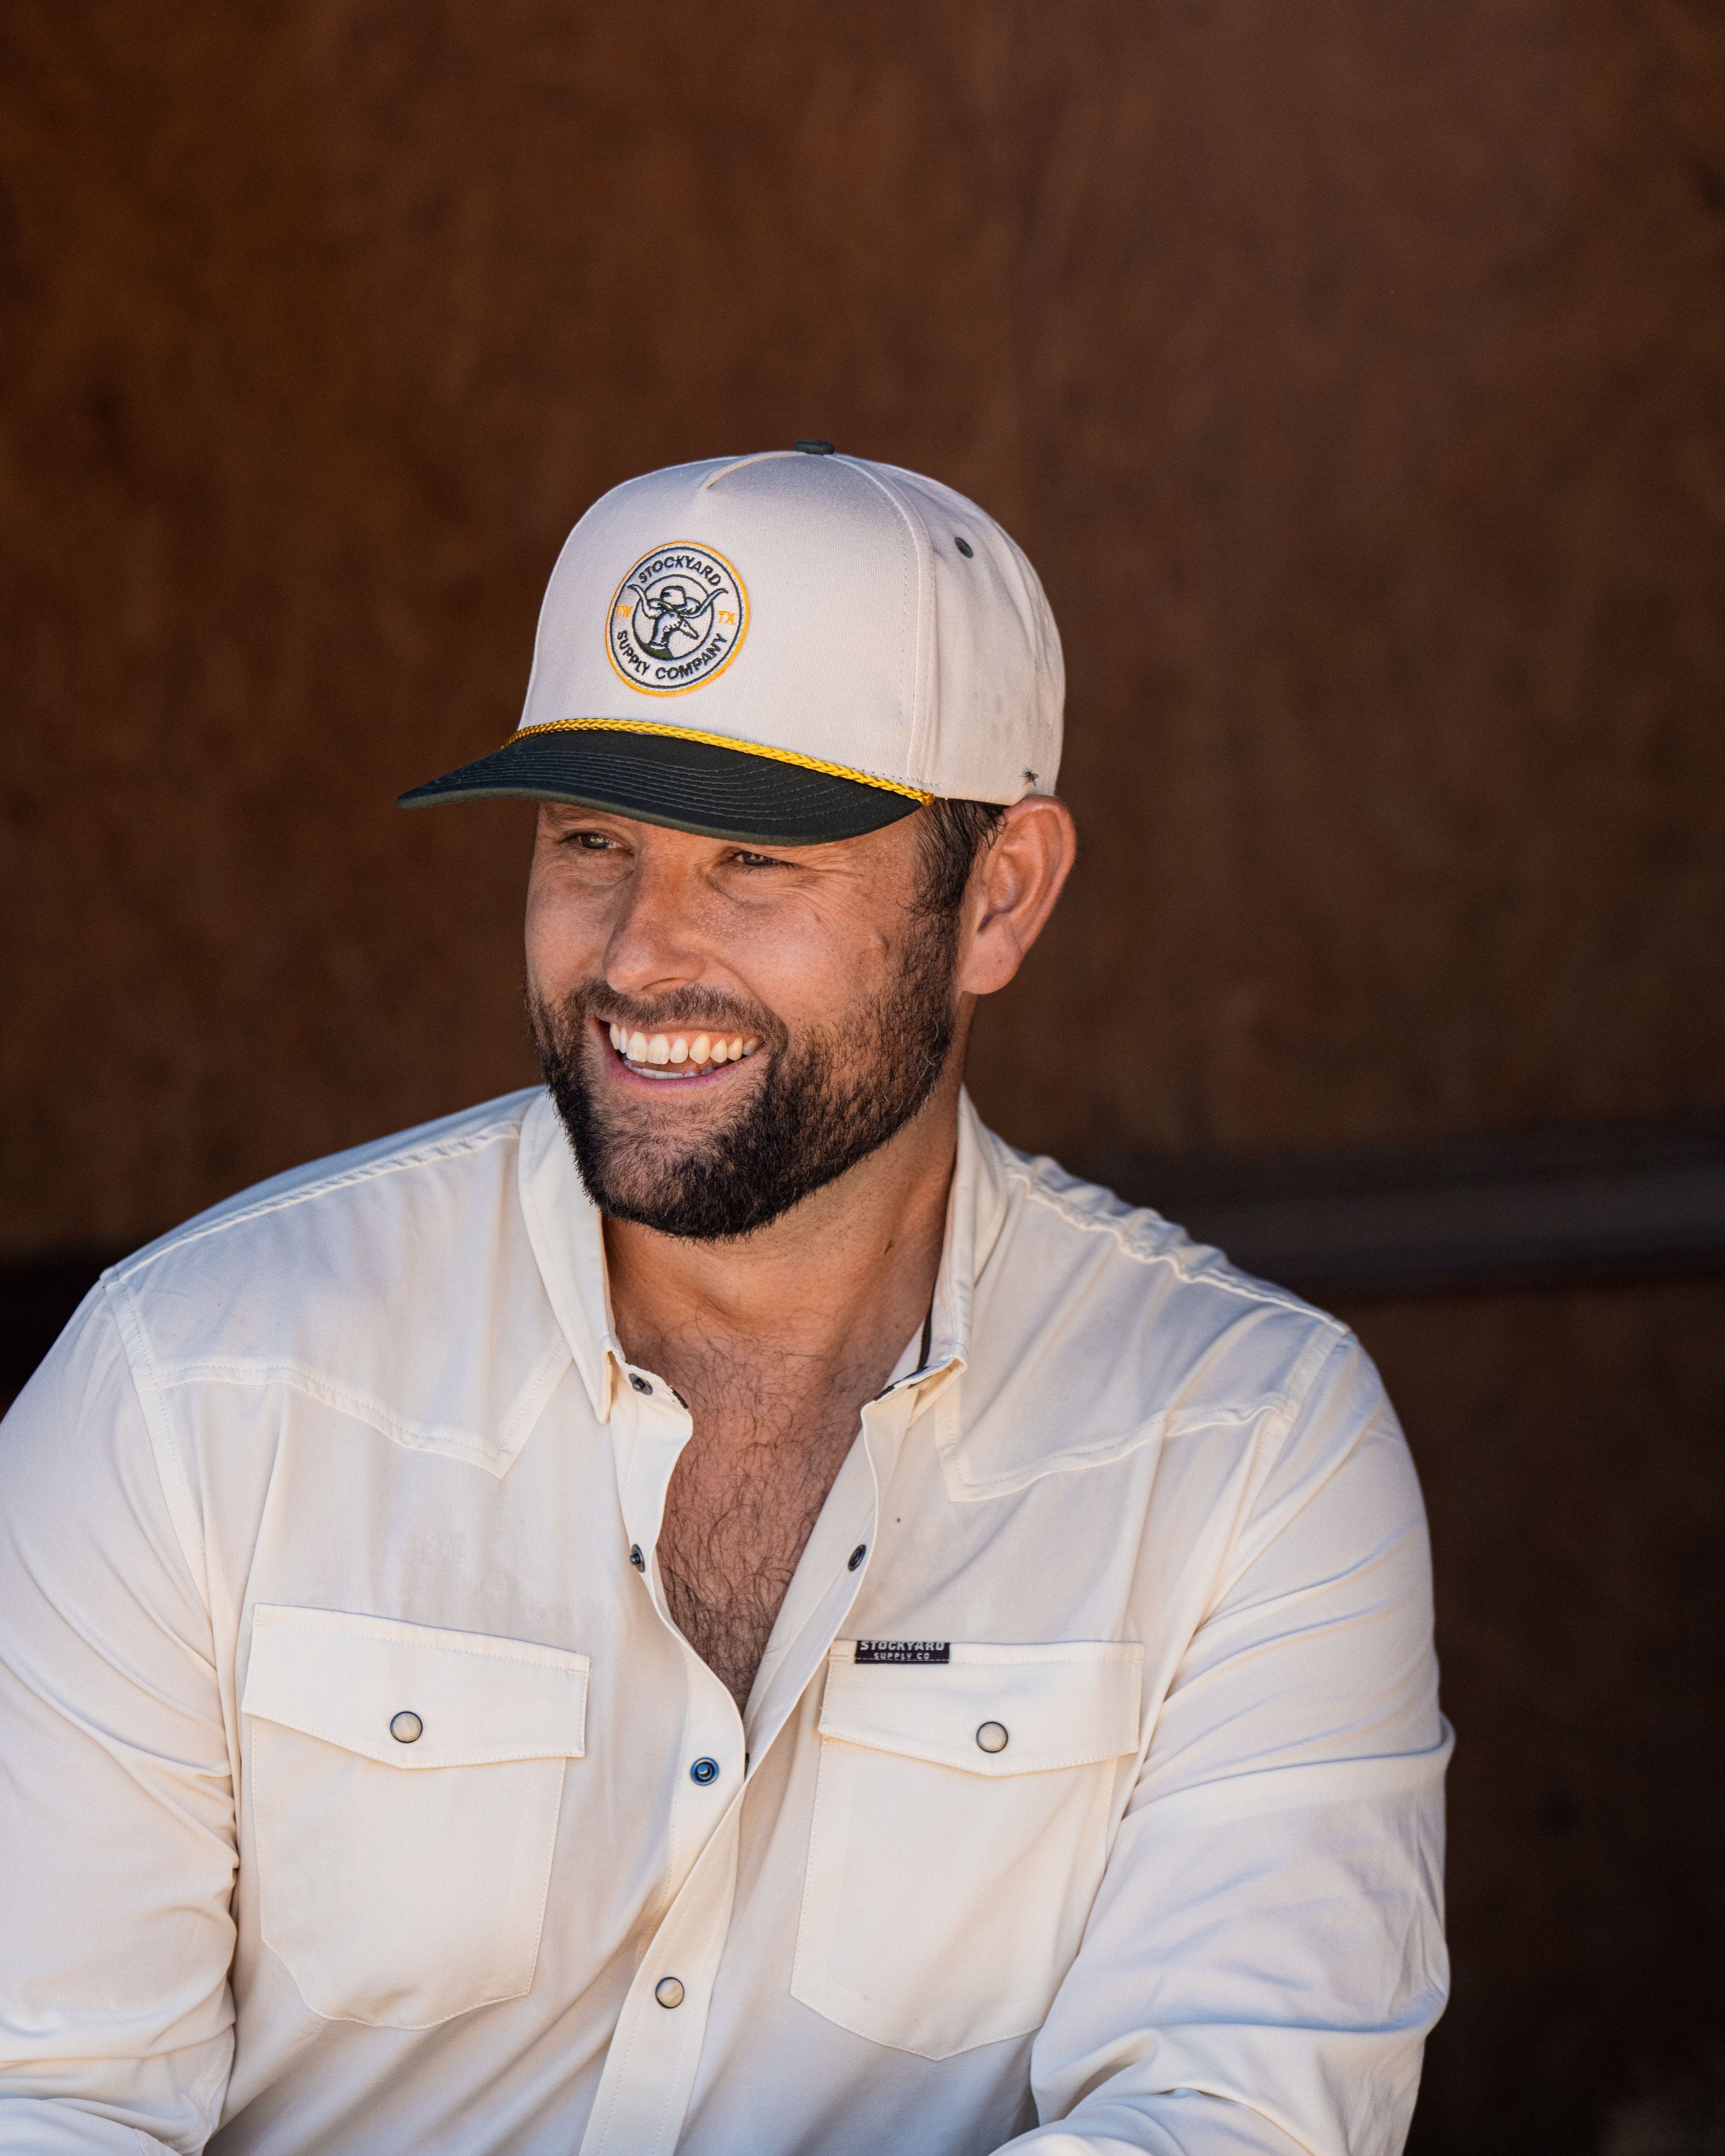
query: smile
606 1022 763 1082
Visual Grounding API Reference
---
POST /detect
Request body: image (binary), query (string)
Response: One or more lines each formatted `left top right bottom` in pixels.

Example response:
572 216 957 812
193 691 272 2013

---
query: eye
730 848 785 869
567 829 621 851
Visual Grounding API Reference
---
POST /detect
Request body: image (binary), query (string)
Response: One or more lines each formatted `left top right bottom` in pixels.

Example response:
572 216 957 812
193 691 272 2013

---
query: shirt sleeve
1009 1329 1450 2156
0 1284 237 2153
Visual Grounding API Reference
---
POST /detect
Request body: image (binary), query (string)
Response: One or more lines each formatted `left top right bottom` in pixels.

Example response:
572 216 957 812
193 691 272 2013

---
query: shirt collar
517 1090 622 1421
516 1084 1008 1420
925 1087 1008 1379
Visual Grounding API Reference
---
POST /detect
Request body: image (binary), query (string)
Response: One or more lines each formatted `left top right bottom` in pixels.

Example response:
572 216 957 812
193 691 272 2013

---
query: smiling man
0 448 1448 2156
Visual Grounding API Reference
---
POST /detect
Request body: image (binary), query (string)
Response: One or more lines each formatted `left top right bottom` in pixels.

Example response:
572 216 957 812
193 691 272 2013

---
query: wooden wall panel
3 0 1722 1247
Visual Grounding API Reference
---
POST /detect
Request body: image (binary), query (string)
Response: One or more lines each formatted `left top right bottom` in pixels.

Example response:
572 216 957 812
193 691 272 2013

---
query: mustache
537 978 785 1050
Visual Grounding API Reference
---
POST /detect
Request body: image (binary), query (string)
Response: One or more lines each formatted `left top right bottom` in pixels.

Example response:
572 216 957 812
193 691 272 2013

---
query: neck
603 1064 964 1390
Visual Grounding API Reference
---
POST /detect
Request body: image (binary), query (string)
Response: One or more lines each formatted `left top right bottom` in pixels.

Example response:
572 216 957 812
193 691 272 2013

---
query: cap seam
835 460 929 791
696 449 811 490
519 522 588 747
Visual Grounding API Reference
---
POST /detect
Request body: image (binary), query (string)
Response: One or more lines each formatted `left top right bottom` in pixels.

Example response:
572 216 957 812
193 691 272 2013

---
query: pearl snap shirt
0 1089 1448 2156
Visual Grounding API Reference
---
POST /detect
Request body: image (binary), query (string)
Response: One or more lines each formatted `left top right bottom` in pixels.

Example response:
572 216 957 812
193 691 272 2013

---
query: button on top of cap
793 439 836 454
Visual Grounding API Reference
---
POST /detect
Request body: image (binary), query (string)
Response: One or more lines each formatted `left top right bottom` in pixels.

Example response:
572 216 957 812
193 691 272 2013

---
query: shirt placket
577 1356 938 2156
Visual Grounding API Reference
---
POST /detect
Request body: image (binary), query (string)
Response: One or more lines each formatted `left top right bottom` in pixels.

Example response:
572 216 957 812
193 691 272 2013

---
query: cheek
524 873 610 995
739 903 897 1027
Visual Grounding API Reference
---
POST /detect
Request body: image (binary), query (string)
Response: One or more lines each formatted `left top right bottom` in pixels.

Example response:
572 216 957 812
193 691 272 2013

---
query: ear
955 796 1078 998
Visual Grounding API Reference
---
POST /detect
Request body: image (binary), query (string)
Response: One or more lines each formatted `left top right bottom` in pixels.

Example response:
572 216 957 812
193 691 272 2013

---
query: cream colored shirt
0 1089 1448 2156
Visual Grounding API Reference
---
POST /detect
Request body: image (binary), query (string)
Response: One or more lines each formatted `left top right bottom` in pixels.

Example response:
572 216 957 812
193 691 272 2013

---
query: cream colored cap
400 444 1064 844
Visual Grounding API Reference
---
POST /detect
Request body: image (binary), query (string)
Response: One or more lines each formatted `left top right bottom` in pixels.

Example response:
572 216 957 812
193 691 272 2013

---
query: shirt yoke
941 1132 1359 1504
102 1090 562 1478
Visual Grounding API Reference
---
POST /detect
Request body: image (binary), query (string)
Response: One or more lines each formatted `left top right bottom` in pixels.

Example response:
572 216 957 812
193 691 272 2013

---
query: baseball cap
397 444 1064 846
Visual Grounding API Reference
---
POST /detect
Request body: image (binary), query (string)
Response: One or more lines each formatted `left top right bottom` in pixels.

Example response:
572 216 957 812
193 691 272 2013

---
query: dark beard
529 909 962 1242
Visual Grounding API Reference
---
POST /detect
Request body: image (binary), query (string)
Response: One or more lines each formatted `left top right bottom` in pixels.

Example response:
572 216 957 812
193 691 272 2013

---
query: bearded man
0 448 1449 2156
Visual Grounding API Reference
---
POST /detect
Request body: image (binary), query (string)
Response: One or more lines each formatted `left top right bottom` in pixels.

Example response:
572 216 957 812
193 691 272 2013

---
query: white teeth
614 1025 762 1071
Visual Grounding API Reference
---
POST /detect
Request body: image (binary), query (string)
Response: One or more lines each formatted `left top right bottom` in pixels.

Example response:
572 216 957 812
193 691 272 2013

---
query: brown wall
1352 1279 1725 2155
3 3 1724 2149
5 0 1724 1247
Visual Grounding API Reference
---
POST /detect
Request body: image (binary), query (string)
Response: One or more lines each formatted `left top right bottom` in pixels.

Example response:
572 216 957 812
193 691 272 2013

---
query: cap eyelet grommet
975 1720 1009 1754
954 535 974 557
793 439 836 455
389 1710 423 1744
690 1756 720 1785
629 1373 653 1395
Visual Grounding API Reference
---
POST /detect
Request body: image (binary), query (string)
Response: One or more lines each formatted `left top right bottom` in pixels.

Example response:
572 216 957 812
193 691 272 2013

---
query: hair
913 796 1007 917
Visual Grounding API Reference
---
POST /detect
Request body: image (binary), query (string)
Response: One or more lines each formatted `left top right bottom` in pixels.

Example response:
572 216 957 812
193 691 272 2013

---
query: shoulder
112 1090 540 1297
987 1132 1342 1346
98 1092 557 1450
953 1124 1369 1500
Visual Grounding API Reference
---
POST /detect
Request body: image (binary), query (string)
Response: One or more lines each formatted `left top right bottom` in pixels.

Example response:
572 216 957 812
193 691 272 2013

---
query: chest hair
653 1350 883 1711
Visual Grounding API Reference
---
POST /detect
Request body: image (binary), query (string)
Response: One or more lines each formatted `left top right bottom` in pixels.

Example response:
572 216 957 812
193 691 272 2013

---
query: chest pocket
792 1640 1143 2059
243 1605 590 2029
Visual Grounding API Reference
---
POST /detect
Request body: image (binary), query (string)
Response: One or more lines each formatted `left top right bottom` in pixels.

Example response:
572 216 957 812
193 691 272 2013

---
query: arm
1011 1334 1449 2156
0 1287 237 2153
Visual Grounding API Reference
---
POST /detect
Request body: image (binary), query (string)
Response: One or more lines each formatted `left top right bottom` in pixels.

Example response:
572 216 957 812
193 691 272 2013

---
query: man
0 446 1448 2156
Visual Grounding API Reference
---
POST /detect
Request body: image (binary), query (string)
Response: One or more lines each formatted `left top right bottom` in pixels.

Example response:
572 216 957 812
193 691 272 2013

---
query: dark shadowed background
3 5 1723 2150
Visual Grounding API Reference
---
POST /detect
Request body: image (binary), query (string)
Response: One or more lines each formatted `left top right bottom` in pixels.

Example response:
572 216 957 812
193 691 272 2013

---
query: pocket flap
819 1641 1142 1776
244 1605 590 1769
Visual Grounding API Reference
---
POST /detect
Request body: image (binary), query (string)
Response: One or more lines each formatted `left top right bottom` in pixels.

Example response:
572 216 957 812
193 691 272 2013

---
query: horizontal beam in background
3 1119 1724 1391
1083 1116 1725 1300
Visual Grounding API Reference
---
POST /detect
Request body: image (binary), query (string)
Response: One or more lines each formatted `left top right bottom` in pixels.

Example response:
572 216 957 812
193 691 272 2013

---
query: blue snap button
847 1543 867 1571
629 1544 645 1571
690 1756 720 1785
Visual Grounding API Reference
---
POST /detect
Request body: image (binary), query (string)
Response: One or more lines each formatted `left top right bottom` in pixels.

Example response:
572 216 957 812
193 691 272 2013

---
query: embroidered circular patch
606 542 748 695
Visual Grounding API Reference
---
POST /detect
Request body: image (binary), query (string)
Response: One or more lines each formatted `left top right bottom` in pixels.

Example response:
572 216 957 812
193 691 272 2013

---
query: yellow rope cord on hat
503 718 932 804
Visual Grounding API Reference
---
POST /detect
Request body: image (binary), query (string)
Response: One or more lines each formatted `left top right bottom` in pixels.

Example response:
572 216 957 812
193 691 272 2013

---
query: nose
601 850 711 1000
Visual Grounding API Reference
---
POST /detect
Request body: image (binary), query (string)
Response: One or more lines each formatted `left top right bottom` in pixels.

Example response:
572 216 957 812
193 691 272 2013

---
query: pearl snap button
690 1756 719 1785
629 1373 653 1395
389 1710 423 1744
975 1720 1009 1754
654 1976 685 2009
